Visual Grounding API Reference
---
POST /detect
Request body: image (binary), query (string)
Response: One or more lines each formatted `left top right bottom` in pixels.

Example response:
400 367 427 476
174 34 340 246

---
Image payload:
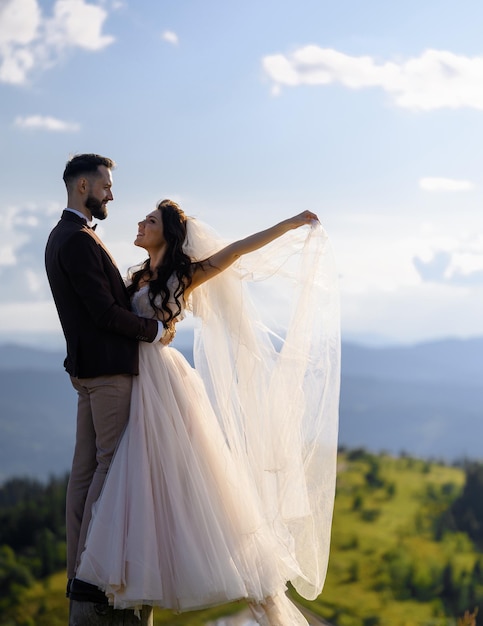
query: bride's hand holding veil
281 209 319 229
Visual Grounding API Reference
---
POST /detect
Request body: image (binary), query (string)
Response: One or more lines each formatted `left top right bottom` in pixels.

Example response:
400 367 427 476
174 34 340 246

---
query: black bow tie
87 223 97 231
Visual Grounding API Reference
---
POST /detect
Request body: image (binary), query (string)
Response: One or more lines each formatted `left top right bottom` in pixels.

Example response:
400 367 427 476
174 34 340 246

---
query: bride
76 199 340 625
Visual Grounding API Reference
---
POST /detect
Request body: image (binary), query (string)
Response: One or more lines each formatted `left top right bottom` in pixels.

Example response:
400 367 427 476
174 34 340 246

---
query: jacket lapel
61 210 119 270
87 228 119 269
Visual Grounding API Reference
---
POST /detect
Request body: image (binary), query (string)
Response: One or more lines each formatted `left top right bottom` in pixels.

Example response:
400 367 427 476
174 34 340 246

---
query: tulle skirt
76 341 308 624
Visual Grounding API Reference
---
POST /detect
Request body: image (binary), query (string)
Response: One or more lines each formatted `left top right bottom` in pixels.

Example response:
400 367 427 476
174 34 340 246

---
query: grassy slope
23 452 473 626
294 452 470 626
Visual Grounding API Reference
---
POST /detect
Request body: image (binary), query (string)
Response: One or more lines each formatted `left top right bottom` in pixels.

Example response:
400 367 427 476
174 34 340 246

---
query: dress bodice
130 283 185 323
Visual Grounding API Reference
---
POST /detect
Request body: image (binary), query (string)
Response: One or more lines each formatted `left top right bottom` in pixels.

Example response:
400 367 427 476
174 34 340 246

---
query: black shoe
69 578 109 604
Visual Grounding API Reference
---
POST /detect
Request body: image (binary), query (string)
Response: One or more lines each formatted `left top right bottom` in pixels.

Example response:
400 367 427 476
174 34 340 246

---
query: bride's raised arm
185 210 319 298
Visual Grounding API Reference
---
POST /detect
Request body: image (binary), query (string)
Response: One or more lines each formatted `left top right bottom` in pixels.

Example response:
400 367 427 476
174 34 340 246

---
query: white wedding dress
76 219 340 625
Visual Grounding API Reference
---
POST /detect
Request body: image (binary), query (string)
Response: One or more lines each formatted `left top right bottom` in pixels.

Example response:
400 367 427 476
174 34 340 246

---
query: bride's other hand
160 322 176 346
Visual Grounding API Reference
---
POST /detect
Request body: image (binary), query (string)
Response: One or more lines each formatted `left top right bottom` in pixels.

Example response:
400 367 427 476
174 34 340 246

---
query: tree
0 545 32 617
446 463 483 547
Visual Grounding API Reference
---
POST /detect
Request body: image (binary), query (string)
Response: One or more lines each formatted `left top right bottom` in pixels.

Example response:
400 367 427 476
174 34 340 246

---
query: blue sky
1 0 483 347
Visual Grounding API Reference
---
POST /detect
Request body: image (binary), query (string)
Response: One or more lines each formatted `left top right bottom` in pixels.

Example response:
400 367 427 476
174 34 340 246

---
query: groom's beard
85 194 108 220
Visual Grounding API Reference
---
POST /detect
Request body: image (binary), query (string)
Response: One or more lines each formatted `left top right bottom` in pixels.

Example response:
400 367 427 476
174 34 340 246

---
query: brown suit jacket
45 210 158 378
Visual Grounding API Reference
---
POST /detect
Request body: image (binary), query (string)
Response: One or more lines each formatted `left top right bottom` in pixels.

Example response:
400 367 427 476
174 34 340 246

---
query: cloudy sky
1 0 483 348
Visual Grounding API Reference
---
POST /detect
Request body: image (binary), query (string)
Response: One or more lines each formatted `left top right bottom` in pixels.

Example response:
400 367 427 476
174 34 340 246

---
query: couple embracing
45 153 340 626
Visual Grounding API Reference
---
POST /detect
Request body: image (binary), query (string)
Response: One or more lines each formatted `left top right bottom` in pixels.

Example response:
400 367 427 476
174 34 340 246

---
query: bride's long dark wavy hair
127 199 194 326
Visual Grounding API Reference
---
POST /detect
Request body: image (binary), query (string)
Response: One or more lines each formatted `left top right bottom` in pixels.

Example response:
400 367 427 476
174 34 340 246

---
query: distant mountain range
1 335 482 482
340 338 483 461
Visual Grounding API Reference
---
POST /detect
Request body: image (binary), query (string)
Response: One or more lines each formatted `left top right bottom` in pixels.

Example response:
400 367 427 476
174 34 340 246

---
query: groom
45 154 170 605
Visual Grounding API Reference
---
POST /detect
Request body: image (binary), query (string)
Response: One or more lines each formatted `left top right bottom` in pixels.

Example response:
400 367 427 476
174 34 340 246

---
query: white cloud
0 0 39 85
14 114 80 132
0 0 115 85
414 242 483 286
0 300 61 333
326 209 483 342
342 282 483 344
0 202 60 302
413 250 452 282
419 177 475 192
0 0 40 47
46 0 115 51
262 46 483 110
161 30 178 46
407 220 483 286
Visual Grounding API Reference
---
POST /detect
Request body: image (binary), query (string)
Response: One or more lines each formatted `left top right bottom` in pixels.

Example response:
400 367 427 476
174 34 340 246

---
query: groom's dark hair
63 153 115 189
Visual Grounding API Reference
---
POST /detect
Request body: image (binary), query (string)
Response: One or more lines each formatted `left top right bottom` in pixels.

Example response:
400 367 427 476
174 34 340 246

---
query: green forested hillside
2 451 483 626
296 450 477 626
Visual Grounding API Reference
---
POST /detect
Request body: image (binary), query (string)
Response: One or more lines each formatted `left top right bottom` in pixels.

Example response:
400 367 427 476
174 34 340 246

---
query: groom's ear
77 177 88 193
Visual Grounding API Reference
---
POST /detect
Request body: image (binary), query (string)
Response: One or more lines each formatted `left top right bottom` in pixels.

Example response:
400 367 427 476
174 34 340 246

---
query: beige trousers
66 374 133 579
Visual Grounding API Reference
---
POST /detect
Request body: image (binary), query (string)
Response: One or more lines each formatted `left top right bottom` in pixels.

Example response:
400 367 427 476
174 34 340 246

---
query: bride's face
135 210 164 250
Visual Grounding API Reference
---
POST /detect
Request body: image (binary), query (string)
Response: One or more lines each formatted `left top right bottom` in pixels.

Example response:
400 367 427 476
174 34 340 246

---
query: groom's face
85 165 113 220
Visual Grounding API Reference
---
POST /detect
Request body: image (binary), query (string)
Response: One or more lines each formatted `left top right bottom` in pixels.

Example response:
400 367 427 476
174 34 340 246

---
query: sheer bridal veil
182 217 340 601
